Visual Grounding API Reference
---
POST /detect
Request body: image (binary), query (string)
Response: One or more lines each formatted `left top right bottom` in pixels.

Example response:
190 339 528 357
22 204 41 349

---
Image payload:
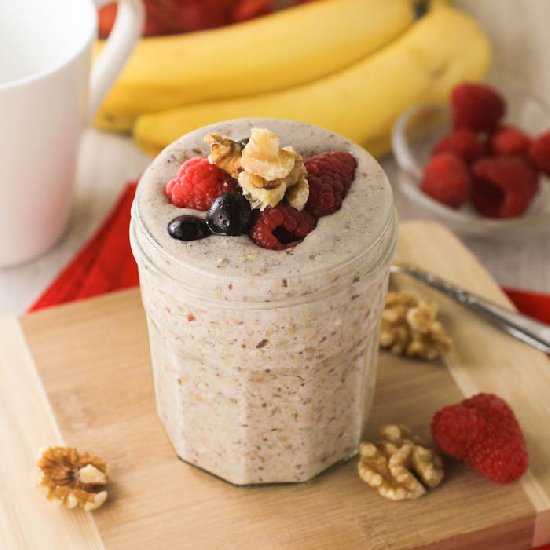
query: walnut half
204 133 244 179
33 446 108 511
358 424 444 501
379 291 453 360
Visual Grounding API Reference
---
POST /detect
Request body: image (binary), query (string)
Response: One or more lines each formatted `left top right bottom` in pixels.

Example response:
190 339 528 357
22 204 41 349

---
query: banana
134 5 490 158
95 0 418 132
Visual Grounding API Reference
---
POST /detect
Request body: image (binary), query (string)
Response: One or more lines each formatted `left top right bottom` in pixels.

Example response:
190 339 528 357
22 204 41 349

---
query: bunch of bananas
95 0 491 158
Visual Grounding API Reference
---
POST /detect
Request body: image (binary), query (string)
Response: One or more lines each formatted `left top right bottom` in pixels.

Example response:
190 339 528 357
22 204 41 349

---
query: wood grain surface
0 318 104 550
2 221 548 549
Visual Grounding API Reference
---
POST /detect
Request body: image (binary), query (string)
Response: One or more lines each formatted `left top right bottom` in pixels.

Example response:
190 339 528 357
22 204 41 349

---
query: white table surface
1 0 549 317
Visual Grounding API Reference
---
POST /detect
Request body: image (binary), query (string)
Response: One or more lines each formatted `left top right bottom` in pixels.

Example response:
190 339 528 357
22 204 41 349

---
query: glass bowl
391 92 550 238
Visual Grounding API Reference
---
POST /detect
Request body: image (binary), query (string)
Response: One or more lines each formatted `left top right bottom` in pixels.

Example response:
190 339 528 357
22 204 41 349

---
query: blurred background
0 0 549 316
96 0 550 106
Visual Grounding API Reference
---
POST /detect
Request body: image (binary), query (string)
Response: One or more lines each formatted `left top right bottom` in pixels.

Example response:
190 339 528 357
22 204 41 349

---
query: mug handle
88 0 144 122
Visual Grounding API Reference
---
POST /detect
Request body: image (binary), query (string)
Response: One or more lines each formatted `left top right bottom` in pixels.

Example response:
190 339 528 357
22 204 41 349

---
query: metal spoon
390 263 550 354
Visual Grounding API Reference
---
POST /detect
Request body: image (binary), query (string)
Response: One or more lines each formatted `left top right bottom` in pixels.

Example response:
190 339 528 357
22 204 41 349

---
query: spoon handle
391 264 550 354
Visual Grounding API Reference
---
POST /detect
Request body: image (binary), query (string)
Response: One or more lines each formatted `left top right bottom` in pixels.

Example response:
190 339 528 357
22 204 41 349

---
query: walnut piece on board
33 446 108 511
358 424 444 501
379 291 453 360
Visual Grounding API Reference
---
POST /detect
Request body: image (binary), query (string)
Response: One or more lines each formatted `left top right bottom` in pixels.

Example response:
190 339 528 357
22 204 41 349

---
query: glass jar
130 118 397 485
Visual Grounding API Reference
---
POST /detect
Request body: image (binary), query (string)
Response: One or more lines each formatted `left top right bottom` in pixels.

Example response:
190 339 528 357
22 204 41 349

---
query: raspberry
165 157 238 211
529 130 550 176
232 0 272 22
431 128 484 164
489 126 531 158
471 156 539 218
450 82 505 133
304 151 357 218
420 153 472 209
431 393 528 484
249 205 316 250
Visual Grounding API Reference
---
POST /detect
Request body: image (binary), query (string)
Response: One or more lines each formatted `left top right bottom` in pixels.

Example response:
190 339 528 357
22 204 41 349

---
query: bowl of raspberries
392 82 550 236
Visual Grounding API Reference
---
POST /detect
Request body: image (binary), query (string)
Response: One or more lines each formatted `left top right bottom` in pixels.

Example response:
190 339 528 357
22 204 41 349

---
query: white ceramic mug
0 0 143 266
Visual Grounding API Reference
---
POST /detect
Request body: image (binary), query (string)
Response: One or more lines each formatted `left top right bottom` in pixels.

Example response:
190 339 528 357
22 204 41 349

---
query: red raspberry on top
431 128 484 164
431 393 528 484
249 205 316 250
450 82 505 133
471 156 539 218
304 151 357 218
420 153 472 209
529 130 550 176
489 126 531 158
165 157 238 211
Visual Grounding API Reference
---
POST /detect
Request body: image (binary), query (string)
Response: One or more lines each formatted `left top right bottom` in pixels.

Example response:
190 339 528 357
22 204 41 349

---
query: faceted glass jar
130 118 397 485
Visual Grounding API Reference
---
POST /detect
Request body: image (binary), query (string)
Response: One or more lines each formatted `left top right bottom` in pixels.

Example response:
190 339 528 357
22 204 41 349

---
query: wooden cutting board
2 221 550 550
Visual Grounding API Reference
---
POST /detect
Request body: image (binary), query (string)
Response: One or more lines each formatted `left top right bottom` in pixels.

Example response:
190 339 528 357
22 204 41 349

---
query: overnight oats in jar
130 118 397 485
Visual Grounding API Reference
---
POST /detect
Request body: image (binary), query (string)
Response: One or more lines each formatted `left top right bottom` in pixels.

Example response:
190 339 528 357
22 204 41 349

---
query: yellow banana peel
134 5 490 159
95 0 417 132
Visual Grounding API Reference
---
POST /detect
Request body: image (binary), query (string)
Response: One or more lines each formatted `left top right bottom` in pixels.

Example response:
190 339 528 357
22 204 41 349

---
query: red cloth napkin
29 182 550 323
26 184 550 550
29 183 139 312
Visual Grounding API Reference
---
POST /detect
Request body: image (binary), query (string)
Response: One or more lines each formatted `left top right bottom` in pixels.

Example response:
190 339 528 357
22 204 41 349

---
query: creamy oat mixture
131 119 396 484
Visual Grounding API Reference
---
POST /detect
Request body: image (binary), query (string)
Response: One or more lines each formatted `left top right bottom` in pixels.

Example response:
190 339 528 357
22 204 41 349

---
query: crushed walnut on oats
358 424 444 501
205 128 309 211
379 291 453 360
33 446 108 511
204 133 244 179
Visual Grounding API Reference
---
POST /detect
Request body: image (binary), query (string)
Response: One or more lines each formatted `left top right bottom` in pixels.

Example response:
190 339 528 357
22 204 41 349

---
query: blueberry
206 192 252 236
167 215 210 241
